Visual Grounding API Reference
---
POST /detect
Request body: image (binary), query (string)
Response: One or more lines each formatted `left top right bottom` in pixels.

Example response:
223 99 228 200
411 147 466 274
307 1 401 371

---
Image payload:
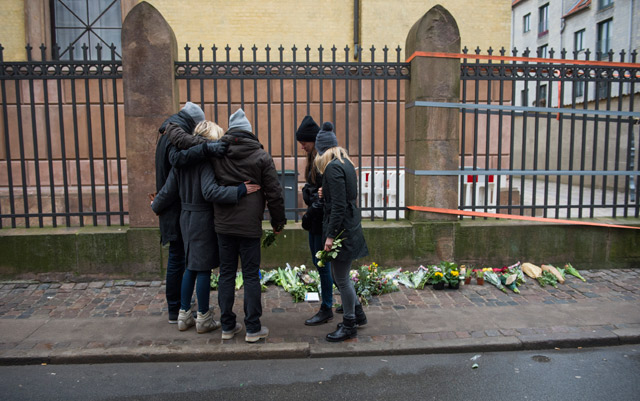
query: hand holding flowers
315 231 344 267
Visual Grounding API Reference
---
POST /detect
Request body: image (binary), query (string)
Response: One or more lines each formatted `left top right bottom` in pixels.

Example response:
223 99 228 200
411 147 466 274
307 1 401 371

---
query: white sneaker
177 309 195 331
196 310 221 334
245 326 269 343
221 323 243 340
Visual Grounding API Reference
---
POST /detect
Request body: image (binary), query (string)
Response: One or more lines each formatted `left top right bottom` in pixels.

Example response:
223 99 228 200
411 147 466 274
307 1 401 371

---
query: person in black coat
296 116 335 326
152 121 261 333
154 101 205 324
314 122 369 342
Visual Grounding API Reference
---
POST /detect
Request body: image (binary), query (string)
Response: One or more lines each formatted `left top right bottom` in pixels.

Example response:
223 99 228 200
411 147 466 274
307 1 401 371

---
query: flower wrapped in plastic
484 270 508 293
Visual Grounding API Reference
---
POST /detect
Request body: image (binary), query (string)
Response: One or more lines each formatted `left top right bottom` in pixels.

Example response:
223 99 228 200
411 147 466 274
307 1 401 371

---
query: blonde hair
314 146 353 174
194 120 223 141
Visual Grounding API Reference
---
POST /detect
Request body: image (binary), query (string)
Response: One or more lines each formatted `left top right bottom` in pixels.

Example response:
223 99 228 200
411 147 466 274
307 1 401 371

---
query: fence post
405 5 460 222
122 1 179 228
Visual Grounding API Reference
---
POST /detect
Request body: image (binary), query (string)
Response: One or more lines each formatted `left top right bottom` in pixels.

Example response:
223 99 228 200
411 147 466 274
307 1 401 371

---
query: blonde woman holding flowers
314 122 369 342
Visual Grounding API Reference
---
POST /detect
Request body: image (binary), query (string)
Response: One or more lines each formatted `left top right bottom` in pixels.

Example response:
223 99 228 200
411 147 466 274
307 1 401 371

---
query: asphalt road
1 345 639 400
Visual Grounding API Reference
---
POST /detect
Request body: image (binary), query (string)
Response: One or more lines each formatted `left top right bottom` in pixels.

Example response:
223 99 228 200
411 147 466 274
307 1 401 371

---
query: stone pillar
405 5 460 222
122 2 179 228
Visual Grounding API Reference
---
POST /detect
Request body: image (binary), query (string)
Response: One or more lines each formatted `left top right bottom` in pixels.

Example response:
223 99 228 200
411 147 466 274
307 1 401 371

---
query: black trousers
217 233 262 333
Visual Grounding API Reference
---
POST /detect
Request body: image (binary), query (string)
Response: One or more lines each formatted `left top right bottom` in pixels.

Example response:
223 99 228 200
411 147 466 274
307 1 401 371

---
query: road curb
1 332 639 365
0 342 311 366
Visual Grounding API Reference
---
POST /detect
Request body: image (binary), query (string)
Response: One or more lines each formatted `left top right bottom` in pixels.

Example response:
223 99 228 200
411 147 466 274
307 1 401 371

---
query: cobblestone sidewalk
0 269 640 360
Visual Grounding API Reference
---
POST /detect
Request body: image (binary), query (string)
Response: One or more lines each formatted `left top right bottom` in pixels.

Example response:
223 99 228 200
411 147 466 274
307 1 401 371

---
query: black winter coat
301 167 324 235
151 160 240 271
154 111 198 245
321 158 369 262
166 126 286 238
212 129 287 238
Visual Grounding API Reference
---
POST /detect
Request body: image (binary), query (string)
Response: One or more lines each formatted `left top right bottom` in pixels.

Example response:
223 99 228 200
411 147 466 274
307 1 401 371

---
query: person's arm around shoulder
165 123 206 150
200 160 260 204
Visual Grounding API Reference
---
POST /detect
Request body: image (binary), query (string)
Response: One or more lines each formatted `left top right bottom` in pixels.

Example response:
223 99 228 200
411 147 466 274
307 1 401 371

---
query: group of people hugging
152 102 368 343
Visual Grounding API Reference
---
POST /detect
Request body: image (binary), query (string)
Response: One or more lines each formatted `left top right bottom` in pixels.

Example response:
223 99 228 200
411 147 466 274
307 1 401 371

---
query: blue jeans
166 237 185 317
181 269 211 313
309 232 334 309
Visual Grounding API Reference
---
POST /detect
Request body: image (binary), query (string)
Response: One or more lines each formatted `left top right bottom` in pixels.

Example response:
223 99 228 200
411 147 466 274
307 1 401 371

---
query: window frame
574 29 585 53
538 4 549 36
598 0 614 10
50 0 122 60
523 13 531 33
597 18 612 59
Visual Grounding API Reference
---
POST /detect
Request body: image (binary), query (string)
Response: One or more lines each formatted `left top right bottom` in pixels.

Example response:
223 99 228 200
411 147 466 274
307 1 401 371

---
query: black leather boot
304 305 334 326
326 318 357 342
355 304 368 326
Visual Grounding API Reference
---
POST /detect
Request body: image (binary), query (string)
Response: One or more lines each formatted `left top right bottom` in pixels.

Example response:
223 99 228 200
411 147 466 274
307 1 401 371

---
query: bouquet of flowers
350 262 398 304
315 231 344 267
563 262 586 282
261 229 278 248
499 261 524 294
259 269 277 292
210 272 220 290
484 269 508 293
273 264 319 302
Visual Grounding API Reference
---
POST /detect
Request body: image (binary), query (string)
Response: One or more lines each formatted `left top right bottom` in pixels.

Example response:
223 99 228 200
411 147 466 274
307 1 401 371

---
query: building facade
511 0 640 107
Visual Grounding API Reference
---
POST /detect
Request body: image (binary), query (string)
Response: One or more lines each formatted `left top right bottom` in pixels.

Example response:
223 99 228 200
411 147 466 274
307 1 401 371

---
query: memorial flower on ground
350 262 398 304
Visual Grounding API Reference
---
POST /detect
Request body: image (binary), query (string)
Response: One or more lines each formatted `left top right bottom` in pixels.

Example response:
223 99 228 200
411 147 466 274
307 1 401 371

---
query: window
536 84 547 106
574 29 585 52
523 13 531 33
598 0 613 10
52 0 122 60
538 4 549 35
575 81 584 97
538 44 548 58
597 19 612 97
597 19 612 58
521 88 529 107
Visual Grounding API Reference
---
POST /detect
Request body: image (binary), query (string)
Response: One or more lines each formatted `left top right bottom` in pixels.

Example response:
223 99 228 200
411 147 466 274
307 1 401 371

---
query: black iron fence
1 43 638 228
175 44 408 221
457 46 639 219
0 44 126 228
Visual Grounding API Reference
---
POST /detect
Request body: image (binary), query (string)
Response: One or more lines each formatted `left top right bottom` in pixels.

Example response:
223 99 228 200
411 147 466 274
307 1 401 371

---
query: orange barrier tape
407 205 640 230
405 51 640 69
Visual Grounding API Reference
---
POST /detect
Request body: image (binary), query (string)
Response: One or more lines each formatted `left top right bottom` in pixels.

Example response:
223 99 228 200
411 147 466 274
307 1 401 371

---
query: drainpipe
354 0 360 60
629 0 635 65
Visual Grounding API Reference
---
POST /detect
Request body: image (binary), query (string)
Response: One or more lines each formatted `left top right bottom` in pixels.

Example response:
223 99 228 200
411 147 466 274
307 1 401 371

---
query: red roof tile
564 0 591 18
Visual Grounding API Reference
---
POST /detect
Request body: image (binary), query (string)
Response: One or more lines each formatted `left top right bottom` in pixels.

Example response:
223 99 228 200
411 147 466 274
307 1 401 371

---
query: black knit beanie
295 115 320 142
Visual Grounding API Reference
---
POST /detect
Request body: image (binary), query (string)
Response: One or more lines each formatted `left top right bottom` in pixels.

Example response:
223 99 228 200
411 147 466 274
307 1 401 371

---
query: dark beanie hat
295 115 320 142
315 122 338 156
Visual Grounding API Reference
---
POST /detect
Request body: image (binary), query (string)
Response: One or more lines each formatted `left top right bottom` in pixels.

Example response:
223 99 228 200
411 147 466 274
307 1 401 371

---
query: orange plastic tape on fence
406 205 640 230
405 51 640 69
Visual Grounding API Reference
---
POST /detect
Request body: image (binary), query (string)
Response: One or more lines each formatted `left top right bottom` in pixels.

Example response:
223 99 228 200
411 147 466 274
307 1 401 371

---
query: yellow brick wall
146 0 511 61
0 0 26 61
0 0 511 61
361 0 512 57
148 0 352 61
